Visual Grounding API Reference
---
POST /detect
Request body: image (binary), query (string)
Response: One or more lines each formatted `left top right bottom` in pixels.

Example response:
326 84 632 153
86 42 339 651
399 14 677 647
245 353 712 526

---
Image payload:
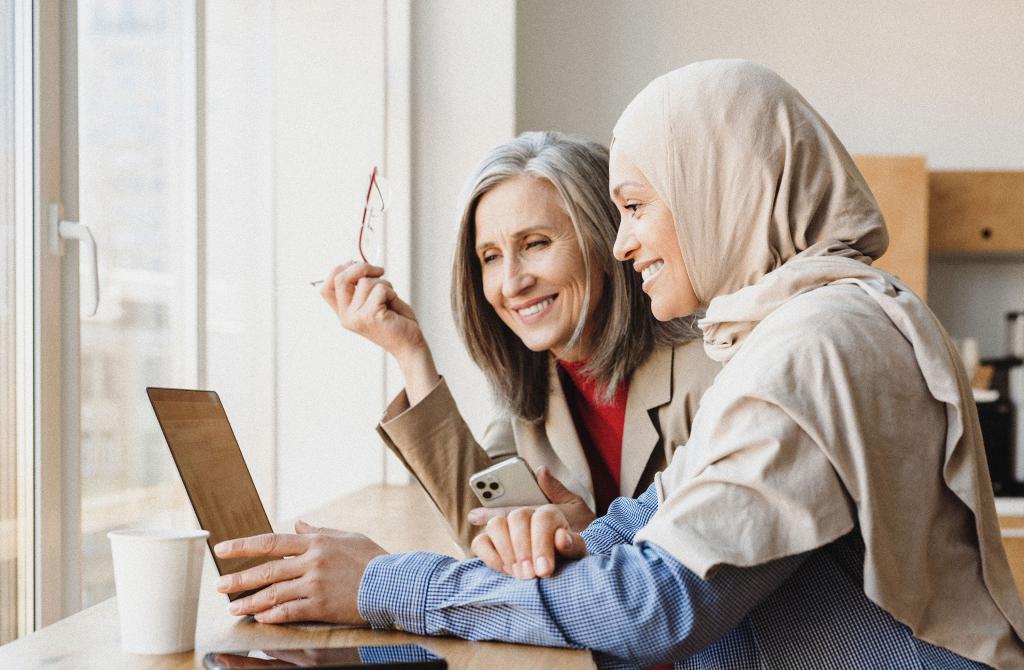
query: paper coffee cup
108 528 209 654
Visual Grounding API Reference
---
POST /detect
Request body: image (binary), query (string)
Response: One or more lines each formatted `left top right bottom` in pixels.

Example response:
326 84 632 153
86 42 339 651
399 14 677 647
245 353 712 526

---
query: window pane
77 0 194 608
0 0 20 645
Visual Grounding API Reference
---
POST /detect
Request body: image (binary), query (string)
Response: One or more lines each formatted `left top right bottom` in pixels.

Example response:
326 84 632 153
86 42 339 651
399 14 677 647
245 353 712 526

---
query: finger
360 282 393 320
253 597 319 625
470 533 506 574
530 509 561 577
506 508 536 579
350 277 392 312
484 516 517 576
319 262 357 306
334 263 385 308
554 528 589 560
227 575 305 616
216 557 305 595
467 506 520 526
214 533 309 560
535 466 578 504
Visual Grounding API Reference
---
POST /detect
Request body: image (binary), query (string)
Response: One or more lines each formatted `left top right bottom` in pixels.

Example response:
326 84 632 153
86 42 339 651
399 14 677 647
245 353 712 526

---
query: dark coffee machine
978 311 1024 495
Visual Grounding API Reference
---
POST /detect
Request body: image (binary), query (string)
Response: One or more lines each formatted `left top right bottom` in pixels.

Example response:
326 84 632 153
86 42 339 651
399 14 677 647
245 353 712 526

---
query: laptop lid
146 387 273 600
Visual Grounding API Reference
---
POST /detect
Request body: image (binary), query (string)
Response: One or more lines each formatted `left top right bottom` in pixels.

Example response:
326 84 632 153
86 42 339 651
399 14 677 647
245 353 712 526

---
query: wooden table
0 485 595 669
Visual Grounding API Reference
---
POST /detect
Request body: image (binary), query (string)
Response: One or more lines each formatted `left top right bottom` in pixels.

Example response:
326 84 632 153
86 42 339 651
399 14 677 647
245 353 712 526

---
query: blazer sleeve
376 377 514 554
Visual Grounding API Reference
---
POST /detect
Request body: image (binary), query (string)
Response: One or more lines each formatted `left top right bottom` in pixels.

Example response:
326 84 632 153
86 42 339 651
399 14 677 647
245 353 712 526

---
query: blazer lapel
620 345 674 497
544 359 596 511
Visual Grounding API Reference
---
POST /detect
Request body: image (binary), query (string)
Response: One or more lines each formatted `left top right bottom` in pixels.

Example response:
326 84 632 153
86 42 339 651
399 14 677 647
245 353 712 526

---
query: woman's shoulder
731 283 918 388
658 338 722 401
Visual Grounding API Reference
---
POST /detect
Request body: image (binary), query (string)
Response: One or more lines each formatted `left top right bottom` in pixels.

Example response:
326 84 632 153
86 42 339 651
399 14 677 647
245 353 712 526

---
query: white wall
407 1 516 439
205 0 390 522
516 0 1024 169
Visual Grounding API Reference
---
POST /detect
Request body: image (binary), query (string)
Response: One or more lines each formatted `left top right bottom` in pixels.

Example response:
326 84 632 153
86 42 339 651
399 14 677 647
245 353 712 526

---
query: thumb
536 466 580 504
554 527 588 560
295 520 319 534
387 292 418 322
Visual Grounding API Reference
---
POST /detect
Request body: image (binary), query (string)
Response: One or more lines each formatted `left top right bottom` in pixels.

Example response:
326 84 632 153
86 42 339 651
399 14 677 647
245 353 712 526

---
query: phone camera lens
489 482 499 491
475 481 486 489
482 491 492 499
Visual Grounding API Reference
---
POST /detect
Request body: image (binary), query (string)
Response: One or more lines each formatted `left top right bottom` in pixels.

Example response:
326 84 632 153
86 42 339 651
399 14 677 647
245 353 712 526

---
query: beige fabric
616 60 1024 668
377 340 718 554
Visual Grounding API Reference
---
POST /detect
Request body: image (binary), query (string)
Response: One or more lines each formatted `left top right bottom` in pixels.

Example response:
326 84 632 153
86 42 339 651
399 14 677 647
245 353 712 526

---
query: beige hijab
615 60 1024 668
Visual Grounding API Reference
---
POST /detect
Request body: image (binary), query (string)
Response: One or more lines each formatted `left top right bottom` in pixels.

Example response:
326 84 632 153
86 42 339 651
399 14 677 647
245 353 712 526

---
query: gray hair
451 131 698 421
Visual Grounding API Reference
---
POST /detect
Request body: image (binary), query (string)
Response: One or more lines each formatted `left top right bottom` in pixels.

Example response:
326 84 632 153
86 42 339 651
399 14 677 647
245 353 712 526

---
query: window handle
47 202 100 317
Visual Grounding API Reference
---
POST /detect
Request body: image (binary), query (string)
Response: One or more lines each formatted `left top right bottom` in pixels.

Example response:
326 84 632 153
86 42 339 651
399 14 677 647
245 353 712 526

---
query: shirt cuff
357 552 451 634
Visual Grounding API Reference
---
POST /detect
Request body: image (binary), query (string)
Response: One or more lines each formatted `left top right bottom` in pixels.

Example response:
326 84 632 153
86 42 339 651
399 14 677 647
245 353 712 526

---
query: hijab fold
615 60 1024 668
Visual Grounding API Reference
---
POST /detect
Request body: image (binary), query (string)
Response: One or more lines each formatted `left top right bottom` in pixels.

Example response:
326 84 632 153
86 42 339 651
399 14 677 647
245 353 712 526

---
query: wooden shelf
930 171 1024 254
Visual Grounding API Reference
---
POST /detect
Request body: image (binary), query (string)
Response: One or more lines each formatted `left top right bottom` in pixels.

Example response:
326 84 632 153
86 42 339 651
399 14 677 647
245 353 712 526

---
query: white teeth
641 260 664 282
517 298 553 317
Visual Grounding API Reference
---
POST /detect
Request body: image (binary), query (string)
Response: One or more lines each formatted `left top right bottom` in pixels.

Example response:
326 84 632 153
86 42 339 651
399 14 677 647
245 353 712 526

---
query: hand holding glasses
311 166 390 286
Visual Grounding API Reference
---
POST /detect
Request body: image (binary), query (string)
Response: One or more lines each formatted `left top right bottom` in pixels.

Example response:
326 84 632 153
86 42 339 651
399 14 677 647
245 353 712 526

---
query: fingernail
512 562 521 578
467 511 481 524
565 533 574 548
535 557 550 574
216 577 229 591
502 563 512 575
521 559 534 579
228 604 240 614
214 542 228 555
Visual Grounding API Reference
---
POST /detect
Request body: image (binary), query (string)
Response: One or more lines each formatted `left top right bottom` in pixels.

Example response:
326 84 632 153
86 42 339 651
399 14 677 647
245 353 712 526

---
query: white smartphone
469 457 549 508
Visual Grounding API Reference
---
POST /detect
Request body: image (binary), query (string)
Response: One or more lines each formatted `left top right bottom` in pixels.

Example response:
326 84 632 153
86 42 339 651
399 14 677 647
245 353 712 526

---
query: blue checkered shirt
358 483 990 669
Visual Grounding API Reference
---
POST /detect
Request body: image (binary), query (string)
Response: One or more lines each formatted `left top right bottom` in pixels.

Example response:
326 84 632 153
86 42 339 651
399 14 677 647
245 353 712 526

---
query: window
76 0 196 608
1 0 33 644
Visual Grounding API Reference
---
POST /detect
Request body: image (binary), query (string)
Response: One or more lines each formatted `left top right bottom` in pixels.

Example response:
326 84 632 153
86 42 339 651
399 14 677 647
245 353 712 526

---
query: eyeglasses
311 166 390 286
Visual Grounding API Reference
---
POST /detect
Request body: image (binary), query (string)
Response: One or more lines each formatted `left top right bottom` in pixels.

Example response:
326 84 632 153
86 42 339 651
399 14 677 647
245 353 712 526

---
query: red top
557 360 629 515
558 362 671 670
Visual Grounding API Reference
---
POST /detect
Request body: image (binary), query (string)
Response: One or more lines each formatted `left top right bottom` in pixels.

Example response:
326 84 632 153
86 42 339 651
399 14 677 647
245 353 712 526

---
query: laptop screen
147 387 274 600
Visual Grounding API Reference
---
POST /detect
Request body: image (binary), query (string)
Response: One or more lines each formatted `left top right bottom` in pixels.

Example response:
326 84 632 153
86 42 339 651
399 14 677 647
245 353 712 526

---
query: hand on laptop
214 521 387 625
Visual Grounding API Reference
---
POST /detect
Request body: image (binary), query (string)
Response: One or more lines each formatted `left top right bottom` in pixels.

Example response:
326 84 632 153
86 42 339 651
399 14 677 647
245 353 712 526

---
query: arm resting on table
358 541 805 667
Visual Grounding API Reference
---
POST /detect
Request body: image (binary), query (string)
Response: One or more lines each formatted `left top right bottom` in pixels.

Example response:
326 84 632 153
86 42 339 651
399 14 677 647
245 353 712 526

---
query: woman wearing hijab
214 62 1023 669
319 131 719 554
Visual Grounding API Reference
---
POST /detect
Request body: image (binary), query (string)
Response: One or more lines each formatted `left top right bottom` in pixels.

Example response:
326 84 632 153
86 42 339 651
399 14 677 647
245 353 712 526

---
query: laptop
146 387 273 601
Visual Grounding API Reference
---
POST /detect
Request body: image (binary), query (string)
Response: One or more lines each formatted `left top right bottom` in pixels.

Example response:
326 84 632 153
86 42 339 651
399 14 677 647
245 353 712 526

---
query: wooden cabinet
851 159 1024 301
853 155 930 298
930 171 1024 254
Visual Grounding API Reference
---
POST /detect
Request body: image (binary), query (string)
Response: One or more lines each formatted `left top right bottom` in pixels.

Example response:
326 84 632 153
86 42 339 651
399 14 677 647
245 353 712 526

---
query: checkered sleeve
358 536 806 667
580 482 660 555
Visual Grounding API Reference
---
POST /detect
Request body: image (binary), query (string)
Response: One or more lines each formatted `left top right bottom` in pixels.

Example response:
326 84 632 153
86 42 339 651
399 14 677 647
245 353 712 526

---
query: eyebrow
474 225 548 254
611 181 644 198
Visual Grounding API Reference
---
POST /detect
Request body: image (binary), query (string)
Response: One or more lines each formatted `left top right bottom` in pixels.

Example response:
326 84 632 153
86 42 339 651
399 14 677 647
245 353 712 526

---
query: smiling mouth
514 295 556 317
640 260 664 283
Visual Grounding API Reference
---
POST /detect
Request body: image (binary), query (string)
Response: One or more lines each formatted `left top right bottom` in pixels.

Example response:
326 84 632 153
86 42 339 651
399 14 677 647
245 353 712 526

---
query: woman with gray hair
318 131 719 556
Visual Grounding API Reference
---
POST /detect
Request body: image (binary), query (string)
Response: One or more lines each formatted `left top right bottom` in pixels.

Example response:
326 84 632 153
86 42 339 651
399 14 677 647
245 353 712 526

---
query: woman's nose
501 258 534 298
613 216 638 261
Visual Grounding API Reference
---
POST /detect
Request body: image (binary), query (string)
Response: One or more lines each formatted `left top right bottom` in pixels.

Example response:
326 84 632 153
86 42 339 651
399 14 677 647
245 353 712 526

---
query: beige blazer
376 340 720 553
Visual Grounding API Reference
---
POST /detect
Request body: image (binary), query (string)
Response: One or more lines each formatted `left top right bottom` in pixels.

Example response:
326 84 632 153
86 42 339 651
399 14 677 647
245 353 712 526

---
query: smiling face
474 175 603 362
609 144 698 321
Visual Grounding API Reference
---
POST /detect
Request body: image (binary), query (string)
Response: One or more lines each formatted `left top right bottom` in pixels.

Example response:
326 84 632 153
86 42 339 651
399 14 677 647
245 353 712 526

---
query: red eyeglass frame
358 166 385 264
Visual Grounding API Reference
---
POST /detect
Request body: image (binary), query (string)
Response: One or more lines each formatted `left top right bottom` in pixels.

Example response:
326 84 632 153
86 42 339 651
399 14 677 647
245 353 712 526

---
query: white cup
108 528 209 654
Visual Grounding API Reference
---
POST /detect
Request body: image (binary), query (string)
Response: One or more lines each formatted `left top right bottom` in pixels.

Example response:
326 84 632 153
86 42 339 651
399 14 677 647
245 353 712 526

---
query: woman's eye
625 203 642 215
525 239 549 250
482 252 499 264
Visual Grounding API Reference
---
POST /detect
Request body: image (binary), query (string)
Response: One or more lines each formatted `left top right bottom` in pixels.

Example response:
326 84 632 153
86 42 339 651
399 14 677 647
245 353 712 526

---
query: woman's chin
651 297 697 321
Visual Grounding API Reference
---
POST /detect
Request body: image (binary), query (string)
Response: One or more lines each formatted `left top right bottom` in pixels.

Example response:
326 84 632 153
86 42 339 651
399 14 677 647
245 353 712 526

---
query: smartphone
202 644 446 669
469 456 548 508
